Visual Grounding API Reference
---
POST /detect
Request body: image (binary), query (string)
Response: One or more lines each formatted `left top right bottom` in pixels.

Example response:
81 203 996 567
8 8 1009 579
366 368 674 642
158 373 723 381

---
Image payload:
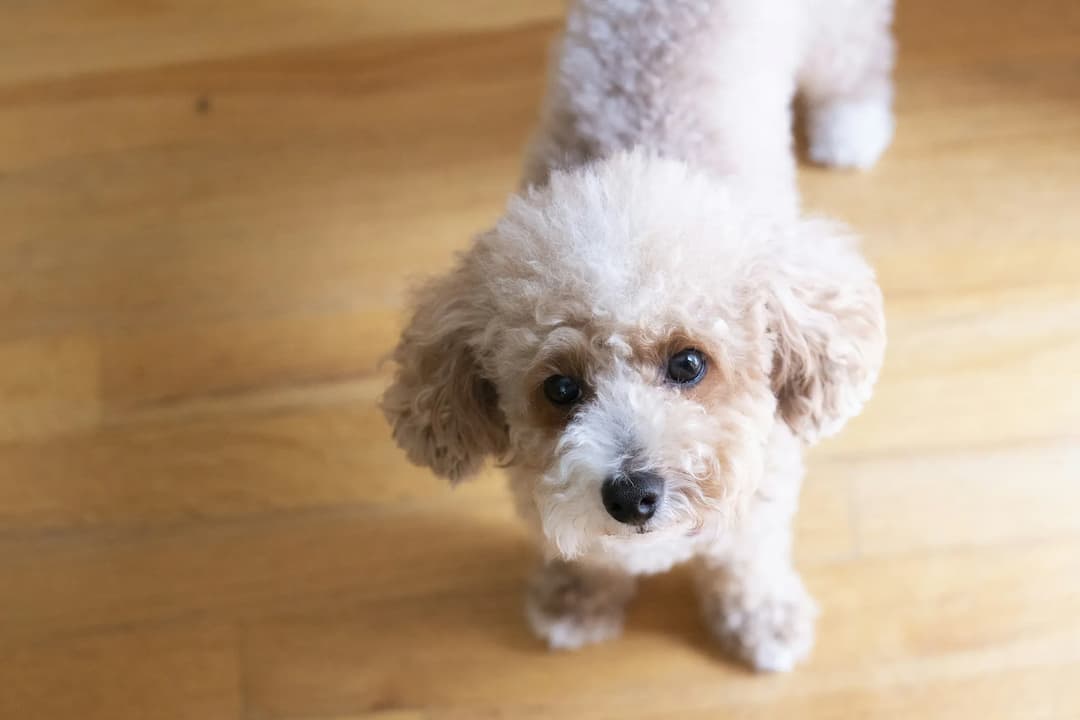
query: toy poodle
382 0 891 672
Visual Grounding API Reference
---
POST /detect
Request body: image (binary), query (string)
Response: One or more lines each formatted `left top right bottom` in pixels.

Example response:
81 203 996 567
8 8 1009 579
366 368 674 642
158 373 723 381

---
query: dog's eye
543 375 582 406
667 348 706 385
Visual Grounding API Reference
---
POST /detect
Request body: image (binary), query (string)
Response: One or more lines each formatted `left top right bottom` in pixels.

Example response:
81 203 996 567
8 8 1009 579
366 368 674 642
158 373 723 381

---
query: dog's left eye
667 348 706 385
543 375 583 406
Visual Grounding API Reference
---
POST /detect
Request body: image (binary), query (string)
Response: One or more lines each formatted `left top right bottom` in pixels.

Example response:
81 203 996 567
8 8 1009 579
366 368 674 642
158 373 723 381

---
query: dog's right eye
543 375 582 406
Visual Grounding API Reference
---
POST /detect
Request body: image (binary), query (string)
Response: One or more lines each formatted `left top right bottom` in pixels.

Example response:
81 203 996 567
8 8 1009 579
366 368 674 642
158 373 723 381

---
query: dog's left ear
764 219 886 444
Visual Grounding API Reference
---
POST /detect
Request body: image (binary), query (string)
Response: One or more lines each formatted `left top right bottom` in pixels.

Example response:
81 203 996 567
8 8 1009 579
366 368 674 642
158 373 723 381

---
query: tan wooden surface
2 1 1079 718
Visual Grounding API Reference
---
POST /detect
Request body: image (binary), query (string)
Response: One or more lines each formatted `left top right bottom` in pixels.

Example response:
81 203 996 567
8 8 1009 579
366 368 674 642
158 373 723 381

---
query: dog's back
523 0 895 214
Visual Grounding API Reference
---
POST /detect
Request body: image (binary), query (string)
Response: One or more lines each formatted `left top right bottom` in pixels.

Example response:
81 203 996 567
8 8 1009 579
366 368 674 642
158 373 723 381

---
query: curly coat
383 0 893 672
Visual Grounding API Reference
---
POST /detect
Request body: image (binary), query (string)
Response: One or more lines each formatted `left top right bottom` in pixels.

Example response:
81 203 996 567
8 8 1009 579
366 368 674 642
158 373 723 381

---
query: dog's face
503 305 777 566
383 151 884 567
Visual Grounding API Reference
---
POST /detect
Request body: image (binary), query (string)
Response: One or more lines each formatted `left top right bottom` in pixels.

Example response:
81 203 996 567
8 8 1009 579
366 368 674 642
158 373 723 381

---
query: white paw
807 97 894 170
525 598 624 650
524 562 634 651
703 574 819 673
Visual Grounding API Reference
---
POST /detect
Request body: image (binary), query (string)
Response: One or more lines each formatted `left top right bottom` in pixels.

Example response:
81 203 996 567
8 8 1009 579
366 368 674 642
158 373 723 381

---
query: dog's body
525 0 896 211
384 0 892 672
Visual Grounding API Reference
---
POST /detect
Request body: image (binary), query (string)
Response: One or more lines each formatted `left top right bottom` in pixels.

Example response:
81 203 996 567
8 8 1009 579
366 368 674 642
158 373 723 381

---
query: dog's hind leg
799 0 896 170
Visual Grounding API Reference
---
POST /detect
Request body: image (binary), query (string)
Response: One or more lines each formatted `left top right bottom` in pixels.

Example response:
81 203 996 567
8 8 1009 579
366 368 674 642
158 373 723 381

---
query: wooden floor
2 1 1079 718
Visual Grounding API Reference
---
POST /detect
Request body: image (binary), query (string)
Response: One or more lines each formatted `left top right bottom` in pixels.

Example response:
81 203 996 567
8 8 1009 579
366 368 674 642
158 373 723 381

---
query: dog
382 0 892 672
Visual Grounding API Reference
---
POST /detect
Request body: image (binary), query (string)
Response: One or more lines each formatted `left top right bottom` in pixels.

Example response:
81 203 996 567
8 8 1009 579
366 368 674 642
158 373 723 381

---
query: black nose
601 471 664 526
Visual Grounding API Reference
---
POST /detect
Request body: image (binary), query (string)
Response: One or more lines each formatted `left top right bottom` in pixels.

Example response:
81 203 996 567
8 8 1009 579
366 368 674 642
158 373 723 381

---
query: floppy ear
381 256 509 483
766 219 886 444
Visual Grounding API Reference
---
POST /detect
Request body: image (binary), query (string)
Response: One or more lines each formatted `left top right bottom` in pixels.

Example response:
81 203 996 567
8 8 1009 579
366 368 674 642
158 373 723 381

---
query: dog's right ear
764 219 886 444
380 253 509 483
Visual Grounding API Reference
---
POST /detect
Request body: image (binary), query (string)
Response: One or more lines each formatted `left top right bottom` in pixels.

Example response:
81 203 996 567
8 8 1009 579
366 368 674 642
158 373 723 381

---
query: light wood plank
848 441 1080 555
98 309 395 412
0 622 241 720
0 502 529 644
0 1 563 85
0 335 100 441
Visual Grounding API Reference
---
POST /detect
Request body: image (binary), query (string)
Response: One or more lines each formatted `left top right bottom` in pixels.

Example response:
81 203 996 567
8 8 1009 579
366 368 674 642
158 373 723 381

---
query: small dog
383 0 892 672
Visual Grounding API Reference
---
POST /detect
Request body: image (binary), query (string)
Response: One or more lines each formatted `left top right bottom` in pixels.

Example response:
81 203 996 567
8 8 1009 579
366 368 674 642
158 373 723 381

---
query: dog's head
382 151 884 567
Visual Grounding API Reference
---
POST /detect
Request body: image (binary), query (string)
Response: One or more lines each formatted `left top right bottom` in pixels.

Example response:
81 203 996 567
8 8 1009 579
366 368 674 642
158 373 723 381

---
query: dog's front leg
525 558 637 651
693 521 818 673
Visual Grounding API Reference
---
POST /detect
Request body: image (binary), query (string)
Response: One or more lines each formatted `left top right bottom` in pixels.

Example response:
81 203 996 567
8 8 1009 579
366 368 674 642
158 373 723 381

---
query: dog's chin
545 520 703 576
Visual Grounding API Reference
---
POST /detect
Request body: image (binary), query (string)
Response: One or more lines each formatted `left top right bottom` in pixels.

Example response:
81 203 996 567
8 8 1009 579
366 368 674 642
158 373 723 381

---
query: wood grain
1 0 1078 718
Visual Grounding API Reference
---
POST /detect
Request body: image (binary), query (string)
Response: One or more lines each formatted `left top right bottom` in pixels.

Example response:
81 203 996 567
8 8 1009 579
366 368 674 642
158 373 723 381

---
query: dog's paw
525 561 635 651
525 599 624 650
806 96 894 170
701 572 818 673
